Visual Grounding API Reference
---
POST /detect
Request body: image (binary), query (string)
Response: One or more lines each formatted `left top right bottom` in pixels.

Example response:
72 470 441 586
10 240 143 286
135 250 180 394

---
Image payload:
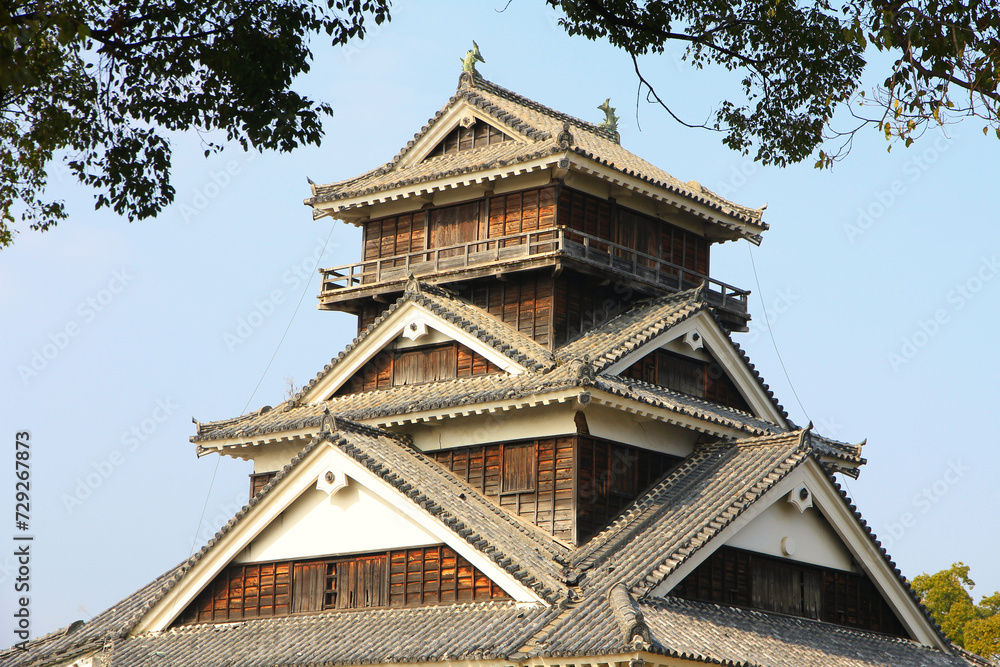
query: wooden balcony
318 228 750 327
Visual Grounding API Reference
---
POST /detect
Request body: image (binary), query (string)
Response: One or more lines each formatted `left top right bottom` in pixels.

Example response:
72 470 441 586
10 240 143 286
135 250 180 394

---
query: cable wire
746 241 811 425
189 223 337 555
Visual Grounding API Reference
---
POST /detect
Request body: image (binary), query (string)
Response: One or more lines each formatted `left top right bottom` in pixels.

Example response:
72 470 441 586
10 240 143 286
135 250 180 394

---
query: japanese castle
3 64 988 667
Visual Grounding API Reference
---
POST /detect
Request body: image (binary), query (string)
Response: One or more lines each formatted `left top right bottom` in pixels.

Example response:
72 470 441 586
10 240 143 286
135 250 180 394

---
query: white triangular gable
722 487 854 572
300 300 525 404
133 435 543 633
648 457 949 650
396 100 531 170
234 475 441 565
605 309 788 427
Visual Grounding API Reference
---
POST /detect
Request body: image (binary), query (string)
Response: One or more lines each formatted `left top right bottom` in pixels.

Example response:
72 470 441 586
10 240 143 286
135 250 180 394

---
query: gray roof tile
308 77 765 239
194 291 786 446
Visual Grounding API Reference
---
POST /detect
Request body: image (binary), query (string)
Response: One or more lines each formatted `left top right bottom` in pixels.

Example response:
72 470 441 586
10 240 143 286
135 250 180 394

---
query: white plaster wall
584 405 697 457
235 477 439 563
562 171 612 200
391 327 452 350
405 402 698 456
661 337 712 361
490 170 553 195
405 403 579 451
253 441 310 474
724 496 854 571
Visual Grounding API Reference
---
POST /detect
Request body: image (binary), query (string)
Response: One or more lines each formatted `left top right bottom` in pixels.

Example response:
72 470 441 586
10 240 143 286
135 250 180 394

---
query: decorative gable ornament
787 483 814 513
315 460 350 497
682 330 704 351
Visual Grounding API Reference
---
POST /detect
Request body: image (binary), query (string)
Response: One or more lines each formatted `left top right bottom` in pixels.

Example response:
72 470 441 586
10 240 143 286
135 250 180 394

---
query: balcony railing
319 228 748 318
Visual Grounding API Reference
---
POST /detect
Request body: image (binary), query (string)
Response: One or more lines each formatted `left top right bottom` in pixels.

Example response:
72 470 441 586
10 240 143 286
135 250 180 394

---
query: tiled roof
7 426 978 667
288 280 555 405
107 602 558 667
557 291 707 370
632 596 976 667
194 290 786 446
558 289 788 424
569 430 810 580
319 419 571 599
0 565 184 667
308 76 766 238
521 429 957 665
4 419 578 667
593 375 783 435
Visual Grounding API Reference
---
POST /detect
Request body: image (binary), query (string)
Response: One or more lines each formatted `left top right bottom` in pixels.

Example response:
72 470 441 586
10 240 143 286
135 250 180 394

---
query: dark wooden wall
623 348 752 413
360 186 557 264
671 546 907 637
430 436 679 544
335 342 499 397
249 472 277 500
354 185 712 347
558 187 710 282
430 437 577 543
427 119 511 158
175 545 508 625
576 436 682 542
466 274 554 348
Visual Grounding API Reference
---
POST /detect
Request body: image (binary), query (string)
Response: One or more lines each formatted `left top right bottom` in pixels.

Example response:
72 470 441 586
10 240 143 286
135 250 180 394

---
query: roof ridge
472 77 615 142
591 375 781 436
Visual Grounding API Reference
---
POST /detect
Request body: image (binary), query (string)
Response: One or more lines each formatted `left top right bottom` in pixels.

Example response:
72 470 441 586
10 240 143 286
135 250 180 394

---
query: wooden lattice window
427 119 511 158
174 546 509 626
671 546 907 637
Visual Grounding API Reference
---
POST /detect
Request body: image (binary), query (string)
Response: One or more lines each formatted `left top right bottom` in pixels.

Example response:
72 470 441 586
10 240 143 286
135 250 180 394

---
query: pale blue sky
3 1 998 645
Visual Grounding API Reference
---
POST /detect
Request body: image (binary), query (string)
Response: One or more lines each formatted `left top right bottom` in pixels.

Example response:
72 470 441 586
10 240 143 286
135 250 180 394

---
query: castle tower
309 73 764 340
7 68 977 667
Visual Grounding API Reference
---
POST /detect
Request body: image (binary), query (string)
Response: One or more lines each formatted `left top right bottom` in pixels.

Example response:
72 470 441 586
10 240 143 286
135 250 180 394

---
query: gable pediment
648 457 947 649
396 101 532 170
605 310 787 426
299 299 526 404
424 117 512 160
135 428 550 633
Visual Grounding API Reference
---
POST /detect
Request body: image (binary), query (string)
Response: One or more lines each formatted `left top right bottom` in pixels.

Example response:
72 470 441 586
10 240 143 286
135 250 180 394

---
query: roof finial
404 272 421 295
693 280 709 302
321 407 338 435
461 41 484 79
598 98 620 143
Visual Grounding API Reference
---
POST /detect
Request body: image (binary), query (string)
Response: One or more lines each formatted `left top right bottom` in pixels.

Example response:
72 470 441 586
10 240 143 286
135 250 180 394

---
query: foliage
4 0 1000 247
548 0 1000 168
912 562 1000 661
0 0 390 248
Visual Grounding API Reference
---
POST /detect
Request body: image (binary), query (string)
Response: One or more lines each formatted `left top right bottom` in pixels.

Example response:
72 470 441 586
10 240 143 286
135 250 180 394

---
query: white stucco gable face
299 300 526 404
234 472 441 565
604 309 788 427
722 485 854 571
